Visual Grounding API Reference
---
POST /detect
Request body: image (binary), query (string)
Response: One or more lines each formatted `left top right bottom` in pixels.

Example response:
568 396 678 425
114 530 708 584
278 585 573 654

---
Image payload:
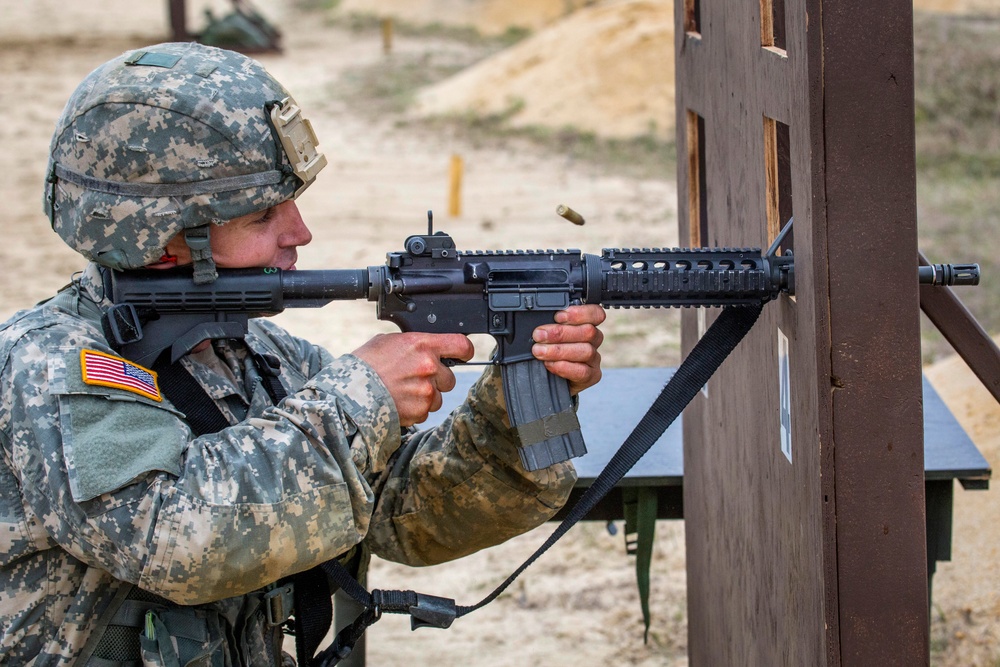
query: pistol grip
500 359 587 471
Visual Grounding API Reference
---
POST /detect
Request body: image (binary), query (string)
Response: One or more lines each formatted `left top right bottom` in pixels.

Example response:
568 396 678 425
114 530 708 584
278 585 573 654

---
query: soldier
0 42 605 665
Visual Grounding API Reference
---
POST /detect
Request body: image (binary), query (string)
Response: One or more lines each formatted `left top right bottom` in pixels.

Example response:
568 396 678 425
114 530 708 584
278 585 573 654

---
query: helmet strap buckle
184 226 218 285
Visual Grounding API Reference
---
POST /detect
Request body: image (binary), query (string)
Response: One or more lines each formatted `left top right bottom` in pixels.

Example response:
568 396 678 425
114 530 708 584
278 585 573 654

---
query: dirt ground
0 1 997 665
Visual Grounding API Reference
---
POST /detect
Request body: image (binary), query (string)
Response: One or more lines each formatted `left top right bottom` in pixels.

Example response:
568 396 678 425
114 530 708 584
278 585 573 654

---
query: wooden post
168 0 188 41
381 18 393 56
448 154 463 218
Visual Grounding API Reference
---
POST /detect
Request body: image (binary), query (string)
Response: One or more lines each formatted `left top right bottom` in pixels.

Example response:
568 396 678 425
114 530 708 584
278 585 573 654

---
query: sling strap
623 485 657 642
314 303 764 665
152 354 231 436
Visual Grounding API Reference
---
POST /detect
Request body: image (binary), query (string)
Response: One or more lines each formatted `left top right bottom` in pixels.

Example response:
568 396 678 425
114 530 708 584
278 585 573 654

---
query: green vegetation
913 12 1000 362
331 11 530 48
330 55 469 114
323 16 523 115
292 0 341 13
453 116 676 181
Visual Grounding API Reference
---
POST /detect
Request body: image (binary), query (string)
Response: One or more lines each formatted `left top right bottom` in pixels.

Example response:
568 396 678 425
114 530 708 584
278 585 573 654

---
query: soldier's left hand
531 304 606 396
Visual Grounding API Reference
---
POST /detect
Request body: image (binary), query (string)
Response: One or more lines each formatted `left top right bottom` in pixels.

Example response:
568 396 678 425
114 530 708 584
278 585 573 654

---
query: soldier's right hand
351 332 475 426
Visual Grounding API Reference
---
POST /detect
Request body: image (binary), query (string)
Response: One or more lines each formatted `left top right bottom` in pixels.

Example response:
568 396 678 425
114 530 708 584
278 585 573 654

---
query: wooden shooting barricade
673 0 1000 663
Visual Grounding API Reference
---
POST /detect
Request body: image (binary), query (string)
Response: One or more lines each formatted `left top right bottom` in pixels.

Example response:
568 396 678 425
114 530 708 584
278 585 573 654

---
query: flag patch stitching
80 349 162 402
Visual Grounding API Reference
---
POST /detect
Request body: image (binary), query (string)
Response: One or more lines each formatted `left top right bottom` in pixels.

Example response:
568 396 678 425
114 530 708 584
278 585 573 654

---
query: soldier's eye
253 208 277 225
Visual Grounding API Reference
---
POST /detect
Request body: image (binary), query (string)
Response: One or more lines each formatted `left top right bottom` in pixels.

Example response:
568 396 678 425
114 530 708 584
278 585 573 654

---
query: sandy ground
412 0 676 140
0 1 997 665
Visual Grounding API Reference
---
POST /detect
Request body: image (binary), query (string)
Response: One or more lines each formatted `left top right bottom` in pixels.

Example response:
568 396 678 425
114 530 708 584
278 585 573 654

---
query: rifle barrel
918 264 980 287
280 269 370 306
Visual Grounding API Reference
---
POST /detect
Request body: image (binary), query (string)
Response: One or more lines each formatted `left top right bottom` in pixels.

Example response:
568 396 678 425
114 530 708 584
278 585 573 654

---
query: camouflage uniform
0 42 576 666
0 262 575 664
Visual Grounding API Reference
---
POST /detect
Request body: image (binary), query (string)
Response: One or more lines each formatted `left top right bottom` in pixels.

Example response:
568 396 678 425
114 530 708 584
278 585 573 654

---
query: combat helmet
44 42 326 283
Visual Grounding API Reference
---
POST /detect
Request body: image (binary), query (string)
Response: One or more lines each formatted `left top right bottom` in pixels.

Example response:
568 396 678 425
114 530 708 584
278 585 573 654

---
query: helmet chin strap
184 225 218 284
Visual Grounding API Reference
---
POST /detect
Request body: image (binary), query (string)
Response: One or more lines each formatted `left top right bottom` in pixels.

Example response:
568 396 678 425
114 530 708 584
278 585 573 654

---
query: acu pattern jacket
0 263 576 665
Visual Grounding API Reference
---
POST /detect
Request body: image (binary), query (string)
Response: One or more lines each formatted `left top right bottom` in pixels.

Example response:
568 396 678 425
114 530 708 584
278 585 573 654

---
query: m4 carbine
101 216 978 471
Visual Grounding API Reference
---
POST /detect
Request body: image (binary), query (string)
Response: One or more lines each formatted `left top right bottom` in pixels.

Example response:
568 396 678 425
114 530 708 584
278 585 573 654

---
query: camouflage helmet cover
45 41 325 272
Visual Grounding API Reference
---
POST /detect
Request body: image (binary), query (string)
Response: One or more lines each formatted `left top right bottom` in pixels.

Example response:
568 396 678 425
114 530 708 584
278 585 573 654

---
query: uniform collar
77 262 114 310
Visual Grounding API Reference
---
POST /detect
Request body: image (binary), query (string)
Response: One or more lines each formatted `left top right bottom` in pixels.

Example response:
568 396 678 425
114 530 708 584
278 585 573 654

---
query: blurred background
1 1 997 664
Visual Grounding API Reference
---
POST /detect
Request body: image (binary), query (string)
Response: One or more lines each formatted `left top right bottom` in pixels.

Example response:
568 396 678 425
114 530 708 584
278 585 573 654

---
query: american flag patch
80 349 162 402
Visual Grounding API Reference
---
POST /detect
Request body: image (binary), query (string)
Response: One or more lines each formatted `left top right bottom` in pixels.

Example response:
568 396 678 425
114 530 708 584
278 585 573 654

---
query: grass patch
463 118 676 180
291 0 342 12
330 10 531 48
323 17 512 116
330 56 472 114
410 110 677 180
914 13 1000 157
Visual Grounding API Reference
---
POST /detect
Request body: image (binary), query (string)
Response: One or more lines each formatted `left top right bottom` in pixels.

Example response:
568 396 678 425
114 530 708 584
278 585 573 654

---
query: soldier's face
163 200 312 270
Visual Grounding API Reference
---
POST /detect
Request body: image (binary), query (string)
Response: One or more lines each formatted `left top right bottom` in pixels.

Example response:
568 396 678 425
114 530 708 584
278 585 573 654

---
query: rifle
100 214 979 471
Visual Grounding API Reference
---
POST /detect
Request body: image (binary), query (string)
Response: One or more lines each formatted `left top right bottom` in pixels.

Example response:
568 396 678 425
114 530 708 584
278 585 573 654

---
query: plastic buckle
408 593 456 630
184 227 212 253
251 350 282 377
264 583 295 626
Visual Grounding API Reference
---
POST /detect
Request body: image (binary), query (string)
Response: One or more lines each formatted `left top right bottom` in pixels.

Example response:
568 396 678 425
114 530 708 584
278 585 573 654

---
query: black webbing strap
290 564 334 667
248 349 288 406
153 346 289 434
153 354 231 436
314 303 764 665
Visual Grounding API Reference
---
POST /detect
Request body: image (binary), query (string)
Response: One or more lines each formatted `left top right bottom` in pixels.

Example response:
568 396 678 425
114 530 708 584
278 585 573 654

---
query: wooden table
438 367 990 597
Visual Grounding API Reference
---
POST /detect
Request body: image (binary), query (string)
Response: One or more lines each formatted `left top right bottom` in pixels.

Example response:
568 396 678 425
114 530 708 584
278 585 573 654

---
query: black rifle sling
153 348 338 667
153 354 231 437
152 347 289 433
314 303 765 666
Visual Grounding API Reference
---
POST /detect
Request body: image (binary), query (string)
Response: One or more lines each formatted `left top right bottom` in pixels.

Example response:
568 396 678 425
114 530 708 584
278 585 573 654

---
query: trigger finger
555 304 607 326
535 323 603 346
